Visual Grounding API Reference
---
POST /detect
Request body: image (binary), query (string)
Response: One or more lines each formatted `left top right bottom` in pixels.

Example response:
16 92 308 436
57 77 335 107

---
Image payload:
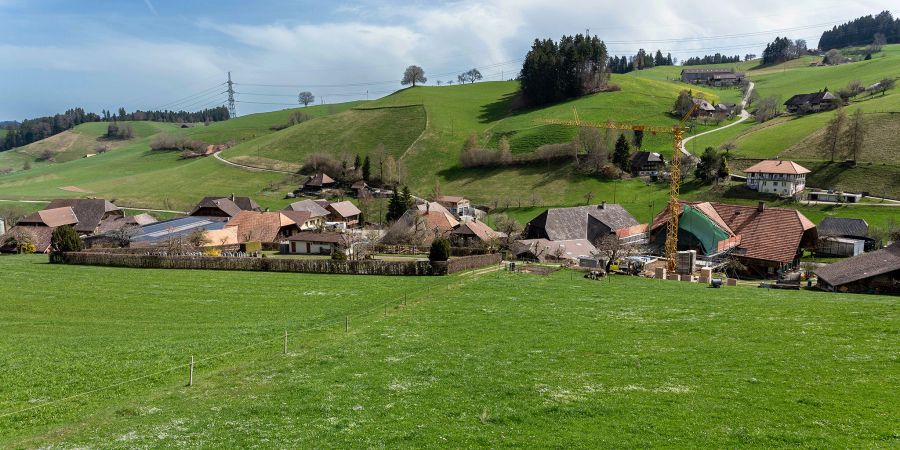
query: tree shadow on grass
478 90 524 123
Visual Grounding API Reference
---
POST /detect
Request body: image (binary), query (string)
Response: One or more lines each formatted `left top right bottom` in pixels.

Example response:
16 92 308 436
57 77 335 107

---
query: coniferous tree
362 156 371 181
613 134 631 171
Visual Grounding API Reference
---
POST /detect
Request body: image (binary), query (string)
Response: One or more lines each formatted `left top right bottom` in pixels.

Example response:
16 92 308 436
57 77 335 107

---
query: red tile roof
20 207 80 228
452 220 498 242
743 160 810 175
287 231 344 244
226 211 297 243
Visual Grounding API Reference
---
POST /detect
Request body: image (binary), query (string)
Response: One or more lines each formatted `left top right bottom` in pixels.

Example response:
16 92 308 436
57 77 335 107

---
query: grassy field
0 255 896 447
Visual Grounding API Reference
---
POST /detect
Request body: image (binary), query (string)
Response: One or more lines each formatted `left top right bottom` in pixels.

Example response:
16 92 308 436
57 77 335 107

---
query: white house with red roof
744 160 810 197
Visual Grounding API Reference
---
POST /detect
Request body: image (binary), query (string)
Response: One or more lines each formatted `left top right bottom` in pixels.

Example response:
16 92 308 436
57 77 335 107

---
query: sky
0 0 897 119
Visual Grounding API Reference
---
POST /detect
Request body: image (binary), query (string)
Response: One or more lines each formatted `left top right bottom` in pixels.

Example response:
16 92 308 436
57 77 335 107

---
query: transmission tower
226 71 237 118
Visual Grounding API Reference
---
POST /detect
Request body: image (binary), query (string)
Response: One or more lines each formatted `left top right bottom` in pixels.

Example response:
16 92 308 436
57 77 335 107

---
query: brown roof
815 243 900 287
652 201 816 264
46 198 120 233
435 195 466 204
1 225 55 253
287 231 344 244
283 200 330 217
743 160 811 175
226 211 297 243
20 207 80 228
452 220 498 242
189 197 243 217
304 173 335 188
327 201 361 219
281 210 314 226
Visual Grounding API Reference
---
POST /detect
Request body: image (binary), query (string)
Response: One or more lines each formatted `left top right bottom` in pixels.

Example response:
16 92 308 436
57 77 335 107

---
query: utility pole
226 71 237 118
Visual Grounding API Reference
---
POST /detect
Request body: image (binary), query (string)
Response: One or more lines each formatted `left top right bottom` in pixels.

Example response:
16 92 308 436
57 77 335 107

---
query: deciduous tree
401 65 427 87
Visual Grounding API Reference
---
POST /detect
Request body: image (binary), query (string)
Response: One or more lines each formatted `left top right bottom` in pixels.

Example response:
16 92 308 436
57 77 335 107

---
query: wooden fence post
283 329 287 354
189 355 194 387
345 316 349 332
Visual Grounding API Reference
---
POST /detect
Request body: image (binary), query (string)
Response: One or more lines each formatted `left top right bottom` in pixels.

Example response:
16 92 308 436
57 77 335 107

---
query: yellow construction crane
536 104 699 272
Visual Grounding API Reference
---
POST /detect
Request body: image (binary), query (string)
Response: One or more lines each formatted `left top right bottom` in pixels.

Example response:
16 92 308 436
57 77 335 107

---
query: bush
150 133 206 152
332 245 348 260
429 237 451 262
240 241 262 253
51 225 84 253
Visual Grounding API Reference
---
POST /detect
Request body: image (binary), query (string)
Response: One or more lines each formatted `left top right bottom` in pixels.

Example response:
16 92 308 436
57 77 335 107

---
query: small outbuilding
814 243 899 294
286 232 349 256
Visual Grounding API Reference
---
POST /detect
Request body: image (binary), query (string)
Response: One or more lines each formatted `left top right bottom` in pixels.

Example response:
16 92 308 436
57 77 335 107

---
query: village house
301 173 336 193
650 200 817 276
744 160 810 197
225 211 302 243
1 206 80 253
285 231 350 256
817 217 876 254
43 198 124 235
189 195 261 218
783 89 838 114
283 199 329 218
523 203 646 245
680 68 745 86
384 203 460 246
434 195 472 218
691 98 717 117
630 151 665 177
451 218 499 247
325 201 362 226
514 238 597 263
127 216 238 248
814 242 899 295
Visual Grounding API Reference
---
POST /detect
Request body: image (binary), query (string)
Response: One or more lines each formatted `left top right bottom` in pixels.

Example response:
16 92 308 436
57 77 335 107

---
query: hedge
50 252 501 276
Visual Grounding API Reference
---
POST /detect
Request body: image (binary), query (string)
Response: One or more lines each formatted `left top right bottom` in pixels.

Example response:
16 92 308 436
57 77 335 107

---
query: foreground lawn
0 255 896 447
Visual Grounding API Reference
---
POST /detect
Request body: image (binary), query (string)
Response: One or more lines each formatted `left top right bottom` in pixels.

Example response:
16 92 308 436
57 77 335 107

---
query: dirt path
681 81 755 158
213 151 297 174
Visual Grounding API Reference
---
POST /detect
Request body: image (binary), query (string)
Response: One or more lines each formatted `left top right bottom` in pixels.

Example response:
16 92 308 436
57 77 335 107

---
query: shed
817 236 865 257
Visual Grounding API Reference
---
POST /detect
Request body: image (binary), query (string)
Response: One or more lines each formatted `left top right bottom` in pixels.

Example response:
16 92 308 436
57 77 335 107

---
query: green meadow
0 255 896 447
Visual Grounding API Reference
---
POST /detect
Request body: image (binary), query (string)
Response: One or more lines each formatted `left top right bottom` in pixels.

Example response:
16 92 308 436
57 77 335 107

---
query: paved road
680 81 755 159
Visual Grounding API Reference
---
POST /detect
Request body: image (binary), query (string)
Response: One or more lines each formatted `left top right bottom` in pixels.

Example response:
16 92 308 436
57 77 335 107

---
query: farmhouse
435 195 472 218
17 207 79 228
325 201 362 226
225 211 302 243
817 217 875 253
680 68 744 86
784 89 838 113
650 201 817 276
451 219 499 247
384 203 459 245
189 195 261 218
129 216 238 248
283 199 330 218
302 173 336 192
523 203 645 244
514 238 596 263
743 160 810 197
630 151 665 177
44 198 124 235
691 98 717 117
286 231 349 256
814 243 899 294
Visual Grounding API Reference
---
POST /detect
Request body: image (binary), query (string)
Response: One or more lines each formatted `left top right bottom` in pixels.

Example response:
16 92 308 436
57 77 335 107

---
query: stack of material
726 278 738 286
676 250 697 274
655 267 667 279
699 267 713 284
666 273 681 281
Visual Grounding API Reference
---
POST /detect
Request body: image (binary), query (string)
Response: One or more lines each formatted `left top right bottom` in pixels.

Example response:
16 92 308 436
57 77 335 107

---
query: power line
226 71 237 118
152 83 225 111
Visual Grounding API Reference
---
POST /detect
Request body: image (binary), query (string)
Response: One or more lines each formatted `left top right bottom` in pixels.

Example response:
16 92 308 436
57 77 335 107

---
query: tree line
818 11 899 50
608 49 674 74
519 33 611 106
761 37 809 65
2 106 229 151
682 53 743 66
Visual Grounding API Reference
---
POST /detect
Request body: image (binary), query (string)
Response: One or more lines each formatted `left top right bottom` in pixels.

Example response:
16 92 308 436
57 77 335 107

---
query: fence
50 252 501 276
363 244 491 257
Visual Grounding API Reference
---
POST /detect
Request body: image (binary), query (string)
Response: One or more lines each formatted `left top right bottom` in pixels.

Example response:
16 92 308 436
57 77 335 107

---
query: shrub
332 245 348 260
150 133 206 152
429 237 451 262
241 241 262 253
51 225 84 253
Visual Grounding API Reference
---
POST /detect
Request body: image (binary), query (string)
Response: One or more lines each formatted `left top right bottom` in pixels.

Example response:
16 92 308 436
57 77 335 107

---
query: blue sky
0 0 896 119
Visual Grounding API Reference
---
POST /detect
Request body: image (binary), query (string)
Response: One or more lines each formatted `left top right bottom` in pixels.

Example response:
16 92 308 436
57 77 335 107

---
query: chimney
599 201 606 209
757 201 765 212
230 193 235 201
426 202 430 213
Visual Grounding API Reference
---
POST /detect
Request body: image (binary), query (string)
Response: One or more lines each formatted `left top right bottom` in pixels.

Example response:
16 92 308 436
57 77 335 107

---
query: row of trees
818 11 899 50
2 106 229 151
519 33 611 106
682 53 742 66
608 49 675 74
300 144 406 188
761 37 809 65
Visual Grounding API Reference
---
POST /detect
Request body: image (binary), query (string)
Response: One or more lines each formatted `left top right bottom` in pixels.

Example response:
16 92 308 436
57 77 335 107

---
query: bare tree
401 65 427 87
0 205 28 227
754 95 780 122
298 91 315 107
492 214 523 252
583 191 595 205
591 234 637 272
822 108 847 161
107 224 140 247
844 108 865 162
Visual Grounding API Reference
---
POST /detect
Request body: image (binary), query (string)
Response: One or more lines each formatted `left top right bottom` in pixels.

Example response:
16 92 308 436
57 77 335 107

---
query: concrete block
666 274 681 281
726 278 738 286
655 267 666 279
698 276 710 284
681 275 694 282
700 267 713 278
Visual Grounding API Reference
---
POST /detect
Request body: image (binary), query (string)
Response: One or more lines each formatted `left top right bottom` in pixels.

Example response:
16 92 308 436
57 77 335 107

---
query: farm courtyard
0 255 896 448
